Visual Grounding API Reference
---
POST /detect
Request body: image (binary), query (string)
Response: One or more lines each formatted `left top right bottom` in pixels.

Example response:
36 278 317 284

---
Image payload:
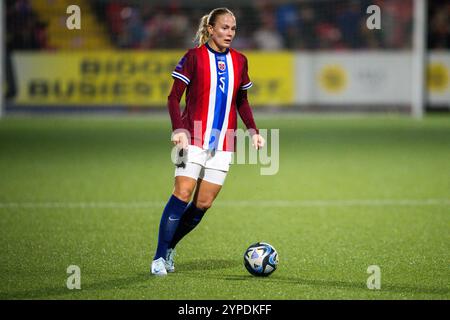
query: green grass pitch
0 114 449 299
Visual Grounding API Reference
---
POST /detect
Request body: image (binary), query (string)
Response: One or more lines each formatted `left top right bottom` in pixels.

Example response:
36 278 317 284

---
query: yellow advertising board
244 52 294 106
12 51 294 107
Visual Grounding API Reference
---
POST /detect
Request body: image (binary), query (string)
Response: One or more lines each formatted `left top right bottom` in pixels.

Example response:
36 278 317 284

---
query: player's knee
173 189 192 202
195 198 213 211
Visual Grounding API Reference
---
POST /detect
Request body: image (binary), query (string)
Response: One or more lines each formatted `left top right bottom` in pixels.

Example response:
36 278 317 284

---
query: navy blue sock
169 202 206 249
153 195 188 260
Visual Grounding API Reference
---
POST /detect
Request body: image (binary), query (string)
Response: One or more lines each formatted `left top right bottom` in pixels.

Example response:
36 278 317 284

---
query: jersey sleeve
237 89 259 134
171 50 195 86
240 55 253 90
167 78 187 131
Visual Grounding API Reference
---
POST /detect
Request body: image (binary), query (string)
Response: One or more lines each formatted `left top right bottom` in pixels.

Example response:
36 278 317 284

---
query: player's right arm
167 50 196 149
167 79 189 149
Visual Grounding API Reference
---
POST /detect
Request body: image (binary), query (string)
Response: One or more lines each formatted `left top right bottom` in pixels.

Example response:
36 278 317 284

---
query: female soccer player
151 7 265 276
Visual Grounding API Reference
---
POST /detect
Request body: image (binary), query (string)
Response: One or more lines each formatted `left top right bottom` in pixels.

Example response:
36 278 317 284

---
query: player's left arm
236 89 265 150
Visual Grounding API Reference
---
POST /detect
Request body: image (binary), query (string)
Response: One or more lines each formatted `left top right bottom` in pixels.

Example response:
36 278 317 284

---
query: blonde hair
194 8 235 47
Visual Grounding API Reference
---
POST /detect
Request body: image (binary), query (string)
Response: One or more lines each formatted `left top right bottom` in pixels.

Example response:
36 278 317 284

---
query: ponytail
194 15 210 47
193 8 235 47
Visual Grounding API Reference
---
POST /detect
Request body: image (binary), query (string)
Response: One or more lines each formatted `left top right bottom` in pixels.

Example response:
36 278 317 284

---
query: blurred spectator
253 5 284 50
428 0 450 49
253 23 284 50
117 6 145 48
336 1 364 48
295 4 317 49
275 1 299 49
315 21 344 49
6 0 49 50
105 0 128 44
5 0 49 100
375 0 413 49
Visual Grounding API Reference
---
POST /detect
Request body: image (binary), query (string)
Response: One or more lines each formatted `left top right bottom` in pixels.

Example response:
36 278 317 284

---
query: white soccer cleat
165 248 176 273
151 257 167 276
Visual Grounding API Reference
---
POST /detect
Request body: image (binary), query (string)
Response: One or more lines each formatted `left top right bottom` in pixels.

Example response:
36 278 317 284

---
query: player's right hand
171 132 189 149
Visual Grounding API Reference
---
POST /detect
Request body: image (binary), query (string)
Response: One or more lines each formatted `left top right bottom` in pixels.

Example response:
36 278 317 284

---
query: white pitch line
217 199 450 207
0 199 448 209
0 202 165 209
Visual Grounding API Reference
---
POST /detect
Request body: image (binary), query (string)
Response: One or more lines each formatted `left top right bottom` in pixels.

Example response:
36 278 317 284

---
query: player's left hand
252 134 265 150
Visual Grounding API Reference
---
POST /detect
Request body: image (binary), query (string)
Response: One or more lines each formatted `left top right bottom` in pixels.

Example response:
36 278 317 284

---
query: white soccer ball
243 242 279 276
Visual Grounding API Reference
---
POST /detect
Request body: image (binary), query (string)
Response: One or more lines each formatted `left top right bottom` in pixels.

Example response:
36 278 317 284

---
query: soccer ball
243 242 279 276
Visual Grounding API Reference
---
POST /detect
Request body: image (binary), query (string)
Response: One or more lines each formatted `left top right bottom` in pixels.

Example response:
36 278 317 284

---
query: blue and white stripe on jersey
217 53 234 149
240 81 253 90
209 54 229 150
171 71 190 85
204 49 235 151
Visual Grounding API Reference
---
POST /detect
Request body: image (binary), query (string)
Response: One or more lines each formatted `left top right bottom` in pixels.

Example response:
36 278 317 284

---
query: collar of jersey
205 42 229 55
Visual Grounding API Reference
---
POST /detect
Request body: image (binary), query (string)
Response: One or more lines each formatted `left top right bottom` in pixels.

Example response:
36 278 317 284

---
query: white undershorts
174 145 233 186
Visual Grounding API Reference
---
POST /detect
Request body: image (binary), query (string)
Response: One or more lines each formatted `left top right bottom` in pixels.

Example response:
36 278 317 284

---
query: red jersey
168 43 258 152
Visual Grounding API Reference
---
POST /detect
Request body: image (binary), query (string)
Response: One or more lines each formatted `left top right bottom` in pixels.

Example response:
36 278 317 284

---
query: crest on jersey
218 61 226 71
